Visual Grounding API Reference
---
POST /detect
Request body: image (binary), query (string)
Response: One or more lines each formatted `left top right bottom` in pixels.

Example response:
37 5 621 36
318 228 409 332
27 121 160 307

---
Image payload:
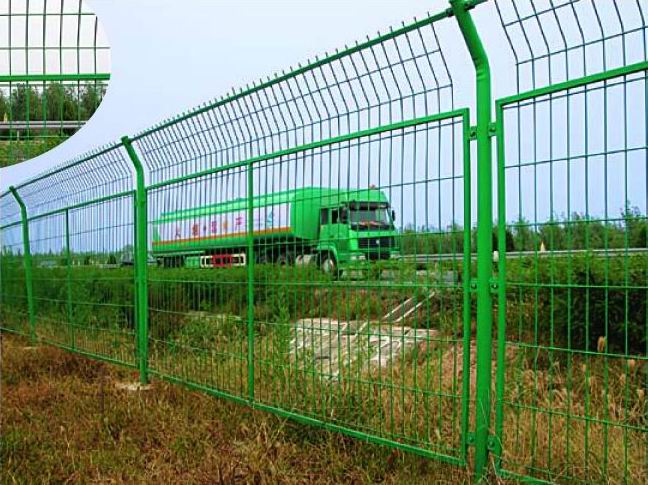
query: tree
44 83 78 122
10 84 43 121
623 206 648 249
0 90 7 120
512 217 536 251
79 83 105 119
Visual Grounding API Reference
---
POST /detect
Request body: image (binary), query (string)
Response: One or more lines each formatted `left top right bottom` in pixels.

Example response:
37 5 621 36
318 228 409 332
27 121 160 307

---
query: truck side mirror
391 210 396 222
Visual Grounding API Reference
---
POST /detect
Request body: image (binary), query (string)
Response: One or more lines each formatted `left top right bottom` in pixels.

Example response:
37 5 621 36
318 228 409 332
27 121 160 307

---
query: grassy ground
1 333 489 485
0 137 69 167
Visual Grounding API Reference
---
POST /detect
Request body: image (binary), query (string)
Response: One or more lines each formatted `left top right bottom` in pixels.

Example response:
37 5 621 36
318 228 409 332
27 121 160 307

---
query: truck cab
317 197 399 274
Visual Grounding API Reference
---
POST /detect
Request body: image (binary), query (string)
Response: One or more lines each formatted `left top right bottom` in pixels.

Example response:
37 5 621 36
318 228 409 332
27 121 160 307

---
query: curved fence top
0 0 110 77
131 10 456 185
2 1 646 215
493 0 647 92
0 0 111 167
5 143 133 218
0 192 22 228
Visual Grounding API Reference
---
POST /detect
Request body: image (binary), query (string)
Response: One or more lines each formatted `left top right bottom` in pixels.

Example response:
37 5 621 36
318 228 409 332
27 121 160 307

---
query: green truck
152 187 400 274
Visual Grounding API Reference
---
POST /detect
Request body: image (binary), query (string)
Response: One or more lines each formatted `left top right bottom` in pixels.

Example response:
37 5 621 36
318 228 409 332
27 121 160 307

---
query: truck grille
358 236 395 250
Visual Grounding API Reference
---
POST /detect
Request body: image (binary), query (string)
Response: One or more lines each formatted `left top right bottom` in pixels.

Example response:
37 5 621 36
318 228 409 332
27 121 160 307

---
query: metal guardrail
0 121 85 131
397 247 648 263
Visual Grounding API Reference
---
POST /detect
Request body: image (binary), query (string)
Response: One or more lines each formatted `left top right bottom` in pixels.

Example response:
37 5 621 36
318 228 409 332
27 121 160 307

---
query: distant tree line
0 82 106 123
401 206 648 255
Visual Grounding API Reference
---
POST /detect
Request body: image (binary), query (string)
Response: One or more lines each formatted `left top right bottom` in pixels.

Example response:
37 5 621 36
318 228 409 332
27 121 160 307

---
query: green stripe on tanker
152 186 399 270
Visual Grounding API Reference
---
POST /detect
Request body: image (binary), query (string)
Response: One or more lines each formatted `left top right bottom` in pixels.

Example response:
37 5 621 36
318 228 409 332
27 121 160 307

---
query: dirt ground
0 333 494 485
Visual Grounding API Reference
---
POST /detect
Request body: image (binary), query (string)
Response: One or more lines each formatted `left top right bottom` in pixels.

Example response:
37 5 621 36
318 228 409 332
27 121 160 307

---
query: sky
0 0 646 229
1 0 476 187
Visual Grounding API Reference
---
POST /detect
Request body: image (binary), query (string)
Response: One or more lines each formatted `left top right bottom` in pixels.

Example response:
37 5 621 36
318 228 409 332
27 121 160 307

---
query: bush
505 254 646 355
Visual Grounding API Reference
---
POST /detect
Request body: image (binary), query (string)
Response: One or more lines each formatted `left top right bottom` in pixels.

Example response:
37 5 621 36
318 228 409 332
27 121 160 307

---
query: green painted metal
490 1 647 483
1 146 138 363
1 1 646 483
246 164 255 401
0 1 110 167
450 0 493 477
122 136 150 385
7 186 36 342
0 73 111 83
144 111 469 192
64 208 74 350
129 11 457 144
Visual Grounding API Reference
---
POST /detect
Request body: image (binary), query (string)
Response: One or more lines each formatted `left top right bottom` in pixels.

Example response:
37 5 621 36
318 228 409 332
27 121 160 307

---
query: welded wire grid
0 192 29 335
132 12 453 186
138 13 473 462
5 145 138 364
250 117 470 458
0 0 110 166
494 0 647 483
146 166 250 397
0 1 646 482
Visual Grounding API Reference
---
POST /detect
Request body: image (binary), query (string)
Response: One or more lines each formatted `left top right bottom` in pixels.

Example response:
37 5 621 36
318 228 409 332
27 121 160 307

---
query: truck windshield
348 203 392 230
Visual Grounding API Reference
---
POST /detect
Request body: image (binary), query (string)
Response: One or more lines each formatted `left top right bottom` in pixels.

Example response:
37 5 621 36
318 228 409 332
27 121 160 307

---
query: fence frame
493 56 648 484
1 1 646 482
7 186 36 342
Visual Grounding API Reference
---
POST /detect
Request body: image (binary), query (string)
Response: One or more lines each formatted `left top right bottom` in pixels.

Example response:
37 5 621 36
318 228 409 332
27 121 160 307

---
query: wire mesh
0 1 646 482
249 116 471 459
494 0 647 483
0 192 28 334
4 145 137 365
0 0 110 167
136 11 473 463
144 111 471 461
132 12 454 186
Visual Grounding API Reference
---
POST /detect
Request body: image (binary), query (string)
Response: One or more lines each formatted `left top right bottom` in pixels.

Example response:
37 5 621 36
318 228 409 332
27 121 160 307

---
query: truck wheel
320 254 338 277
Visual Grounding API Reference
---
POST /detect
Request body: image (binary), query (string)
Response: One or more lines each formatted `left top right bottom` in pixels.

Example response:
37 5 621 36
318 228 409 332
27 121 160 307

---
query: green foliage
400 208 647 255
511 208 648 252
506 254 646 355
0 136 70 166
0 83 106 122
2 248 645 357
400 224 465 255
26 266 136 331
0 82 106 166
174 313 244 349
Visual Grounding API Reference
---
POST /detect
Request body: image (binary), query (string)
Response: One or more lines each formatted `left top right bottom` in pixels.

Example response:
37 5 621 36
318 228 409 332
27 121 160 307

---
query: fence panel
130 10 454 186
0 0 111 167
2 145 139 366
0 194 29 335
493 1 648 483
146 166 251 397
250 112 472 462
1 1 647 482
132 10 474 464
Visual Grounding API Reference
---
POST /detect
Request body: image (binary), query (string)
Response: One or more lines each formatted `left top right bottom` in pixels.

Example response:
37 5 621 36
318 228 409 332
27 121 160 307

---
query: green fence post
450 0 494 479
8 186 36 343
65 208 74 349
122 136 149 385
246 162 255 402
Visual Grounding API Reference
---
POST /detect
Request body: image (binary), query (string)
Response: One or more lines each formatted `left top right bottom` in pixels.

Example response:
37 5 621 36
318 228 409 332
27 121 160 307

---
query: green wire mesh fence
0 1 646 483
493 1 647 483
1 144 138 365
0 0 110 167
0 193 28 334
